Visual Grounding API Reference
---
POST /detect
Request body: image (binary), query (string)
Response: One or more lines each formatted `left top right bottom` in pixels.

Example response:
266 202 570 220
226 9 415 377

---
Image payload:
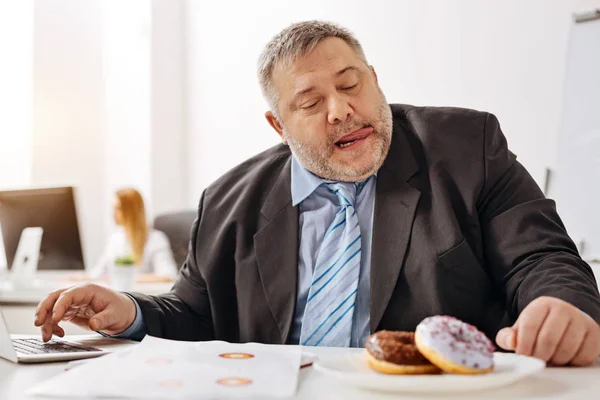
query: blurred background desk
1 264 598 336
0 271 172 335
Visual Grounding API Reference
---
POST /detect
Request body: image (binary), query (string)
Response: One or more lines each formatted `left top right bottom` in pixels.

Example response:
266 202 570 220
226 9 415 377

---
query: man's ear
369 65 378 83
265 111 287 144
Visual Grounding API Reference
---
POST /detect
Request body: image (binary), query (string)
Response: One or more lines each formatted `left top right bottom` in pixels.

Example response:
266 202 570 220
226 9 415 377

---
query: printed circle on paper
216 377 253 386
159 380 184 388
218 352 255 360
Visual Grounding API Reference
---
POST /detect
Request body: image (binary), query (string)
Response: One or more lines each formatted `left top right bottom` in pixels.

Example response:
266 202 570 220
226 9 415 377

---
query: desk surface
0 335 599 400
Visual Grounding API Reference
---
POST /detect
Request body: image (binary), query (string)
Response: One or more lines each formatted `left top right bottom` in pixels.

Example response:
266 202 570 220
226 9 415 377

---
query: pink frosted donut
415 316 495 373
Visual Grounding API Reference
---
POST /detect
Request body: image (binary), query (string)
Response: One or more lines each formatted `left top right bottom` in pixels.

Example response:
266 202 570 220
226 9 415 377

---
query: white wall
32 0 107 268
103 0 187 248
31 0 186 268
150 0 187 216
184 0 600 205
16 0 600 267
102 0 152 239
0 1 33 189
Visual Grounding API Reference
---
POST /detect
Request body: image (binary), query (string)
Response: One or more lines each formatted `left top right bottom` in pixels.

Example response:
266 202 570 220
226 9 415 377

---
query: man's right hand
34 283 137 342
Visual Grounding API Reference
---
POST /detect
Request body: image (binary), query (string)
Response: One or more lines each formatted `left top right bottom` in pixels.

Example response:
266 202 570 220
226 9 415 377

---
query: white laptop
0 306 107 363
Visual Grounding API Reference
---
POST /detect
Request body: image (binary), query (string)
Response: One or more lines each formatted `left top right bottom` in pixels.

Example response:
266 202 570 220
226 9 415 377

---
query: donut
415 316 495 374
365 331 442 375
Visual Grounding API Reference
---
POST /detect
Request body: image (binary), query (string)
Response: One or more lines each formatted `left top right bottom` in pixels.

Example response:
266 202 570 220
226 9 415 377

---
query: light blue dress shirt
289 156 375 348
110 156 376 348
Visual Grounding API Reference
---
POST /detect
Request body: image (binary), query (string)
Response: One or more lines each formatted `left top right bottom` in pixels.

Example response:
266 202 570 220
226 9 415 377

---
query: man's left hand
496 296 600 366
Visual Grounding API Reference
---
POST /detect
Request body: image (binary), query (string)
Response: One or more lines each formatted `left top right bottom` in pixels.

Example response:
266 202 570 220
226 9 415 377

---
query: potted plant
109 255 137 291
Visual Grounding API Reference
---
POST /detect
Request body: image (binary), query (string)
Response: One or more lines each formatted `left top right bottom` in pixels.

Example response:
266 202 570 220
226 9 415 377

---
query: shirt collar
291 155 377 206
291 155 326 206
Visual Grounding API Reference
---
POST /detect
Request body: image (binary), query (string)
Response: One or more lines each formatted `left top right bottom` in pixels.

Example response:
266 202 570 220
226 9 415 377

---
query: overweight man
36 21 600 366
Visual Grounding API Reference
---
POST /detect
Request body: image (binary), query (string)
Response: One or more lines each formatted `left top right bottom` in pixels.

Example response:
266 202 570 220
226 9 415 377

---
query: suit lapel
370 119 421 332
254 156 298 344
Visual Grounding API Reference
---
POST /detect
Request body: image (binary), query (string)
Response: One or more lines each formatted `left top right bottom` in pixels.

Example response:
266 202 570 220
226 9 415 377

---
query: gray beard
283 97 393 182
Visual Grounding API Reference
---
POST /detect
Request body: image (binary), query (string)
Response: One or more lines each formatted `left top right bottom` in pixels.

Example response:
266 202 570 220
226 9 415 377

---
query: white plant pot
109 264 136 291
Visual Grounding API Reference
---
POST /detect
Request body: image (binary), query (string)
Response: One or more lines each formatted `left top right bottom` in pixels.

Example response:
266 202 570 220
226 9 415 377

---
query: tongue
336 126 373 145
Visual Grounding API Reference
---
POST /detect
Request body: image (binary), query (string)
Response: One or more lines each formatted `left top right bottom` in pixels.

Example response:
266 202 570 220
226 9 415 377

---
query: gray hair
257 21 368 118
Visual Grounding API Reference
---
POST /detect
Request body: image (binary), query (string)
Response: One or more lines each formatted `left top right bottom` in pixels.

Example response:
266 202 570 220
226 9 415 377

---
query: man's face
266 37 393 182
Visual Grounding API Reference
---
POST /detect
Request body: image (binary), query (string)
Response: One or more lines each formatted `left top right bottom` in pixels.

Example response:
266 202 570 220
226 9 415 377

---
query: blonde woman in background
91 188 178 281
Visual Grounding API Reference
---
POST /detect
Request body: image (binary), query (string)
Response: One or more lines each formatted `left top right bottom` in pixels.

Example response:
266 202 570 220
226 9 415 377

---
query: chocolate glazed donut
365 331 441 375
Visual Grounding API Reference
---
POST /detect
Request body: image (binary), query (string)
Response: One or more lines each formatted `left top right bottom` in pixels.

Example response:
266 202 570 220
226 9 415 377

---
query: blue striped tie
300 182 361 347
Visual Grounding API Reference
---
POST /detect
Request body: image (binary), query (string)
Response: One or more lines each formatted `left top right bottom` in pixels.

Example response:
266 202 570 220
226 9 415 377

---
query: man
36 21 600 366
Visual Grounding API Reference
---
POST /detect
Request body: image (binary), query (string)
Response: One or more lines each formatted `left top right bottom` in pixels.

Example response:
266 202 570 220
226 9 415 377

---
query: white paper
28 336 302 399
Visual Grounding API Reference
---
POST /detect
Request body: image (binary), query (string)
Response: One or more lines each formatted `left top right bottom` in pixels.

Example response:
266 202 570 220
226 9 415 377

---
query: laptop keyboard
12 338 101 355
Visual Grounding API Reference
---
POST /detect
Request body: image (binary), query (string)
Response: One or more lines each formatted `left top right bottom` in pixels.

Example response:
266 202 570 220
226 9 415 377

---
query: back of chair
153 211 197 268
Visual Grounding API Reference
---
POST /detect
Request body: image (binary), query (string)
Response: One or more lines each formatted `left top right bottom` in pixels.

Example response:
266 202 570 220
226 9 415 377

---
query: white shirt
91 227 178 280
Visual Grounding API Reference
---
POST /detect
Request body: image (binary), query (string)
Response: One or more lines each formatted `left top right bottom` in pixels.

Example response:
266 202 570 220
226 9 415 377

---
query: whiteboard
0 223 6 269
552 11 600 261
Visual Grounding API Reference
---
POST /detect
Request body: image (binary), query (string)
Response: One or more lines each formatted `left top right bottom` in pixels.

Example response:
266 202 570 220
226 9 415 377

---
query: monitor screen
0 186 85 270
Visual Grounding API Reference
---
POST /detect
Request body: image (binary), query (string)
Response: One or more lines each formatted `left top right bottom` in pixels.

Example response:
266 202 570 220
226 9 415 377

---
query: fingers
53 324 65 338
515 297 600 366
570 321 600 366
41 311 67 341
62 303 95 322
34 288 67 327
37 285 93 341
515 300 551 356
549 318 587 366
89 309 115 332
496 327 517 350
69 316 94 330
41 316 65 341
51 287 92 325
35 284 130 338
41 310 54 342
532 308 571 362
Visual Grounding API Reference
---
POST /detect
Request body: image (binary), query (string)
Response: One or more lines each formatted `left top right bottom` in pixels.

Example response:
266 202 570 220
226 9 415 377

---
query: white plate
313 352 545 393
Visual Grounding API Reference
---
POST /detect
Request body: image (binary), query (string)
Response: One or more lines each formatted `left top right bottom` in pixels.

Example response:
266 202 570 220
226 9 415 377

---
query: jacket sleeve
477 113 600 323
128 191 215 341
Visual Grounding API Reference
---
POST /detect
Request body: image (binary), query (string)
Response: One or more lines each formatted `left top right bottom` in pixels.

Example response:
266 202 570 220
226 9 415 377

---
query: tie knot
325 182 356 208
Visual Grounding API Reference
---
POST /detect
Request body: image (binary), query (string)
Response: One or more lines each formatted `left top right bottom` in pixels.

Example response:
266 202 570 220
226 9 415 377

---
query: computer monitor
0 186 85 270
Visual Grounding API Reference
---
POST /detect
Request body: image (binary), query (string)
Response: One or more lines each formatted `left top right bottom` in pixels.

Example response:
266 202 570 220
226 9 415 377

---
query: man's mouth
335 126 374 149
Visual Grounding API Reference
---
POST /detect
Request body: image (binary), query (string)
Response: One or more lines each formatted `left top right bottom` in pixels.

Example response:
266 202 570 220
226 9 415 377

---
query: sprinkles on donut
415 315 495 374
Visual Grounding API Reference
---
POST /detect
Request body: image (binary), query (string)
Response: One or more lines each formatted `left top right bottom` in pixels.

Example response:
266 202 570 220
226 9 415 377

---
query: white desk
0 336 599 400
0 272 172 335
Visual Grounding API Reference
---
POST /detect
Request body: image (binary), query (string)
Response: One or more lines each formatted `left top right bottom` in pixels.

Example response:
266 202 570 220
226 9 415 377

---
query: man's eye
341 84 358 91
302 101 318 110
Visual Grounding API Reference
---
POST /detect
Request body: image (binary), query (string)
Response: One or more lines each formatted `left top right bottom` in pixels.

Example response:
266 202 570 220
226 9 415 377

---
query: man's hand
496 296 600 366
34 283 137 342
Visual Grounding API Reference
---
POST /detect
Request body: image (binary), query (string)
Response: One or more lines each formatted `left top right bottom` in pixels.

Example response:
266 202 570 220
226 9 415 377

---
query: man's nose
327 95 353 125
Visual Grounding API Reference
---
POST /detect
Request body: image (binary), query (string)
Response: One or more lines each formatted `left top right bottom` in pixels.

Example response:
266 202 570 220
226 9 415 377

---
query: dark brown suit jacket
131 104 600 344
